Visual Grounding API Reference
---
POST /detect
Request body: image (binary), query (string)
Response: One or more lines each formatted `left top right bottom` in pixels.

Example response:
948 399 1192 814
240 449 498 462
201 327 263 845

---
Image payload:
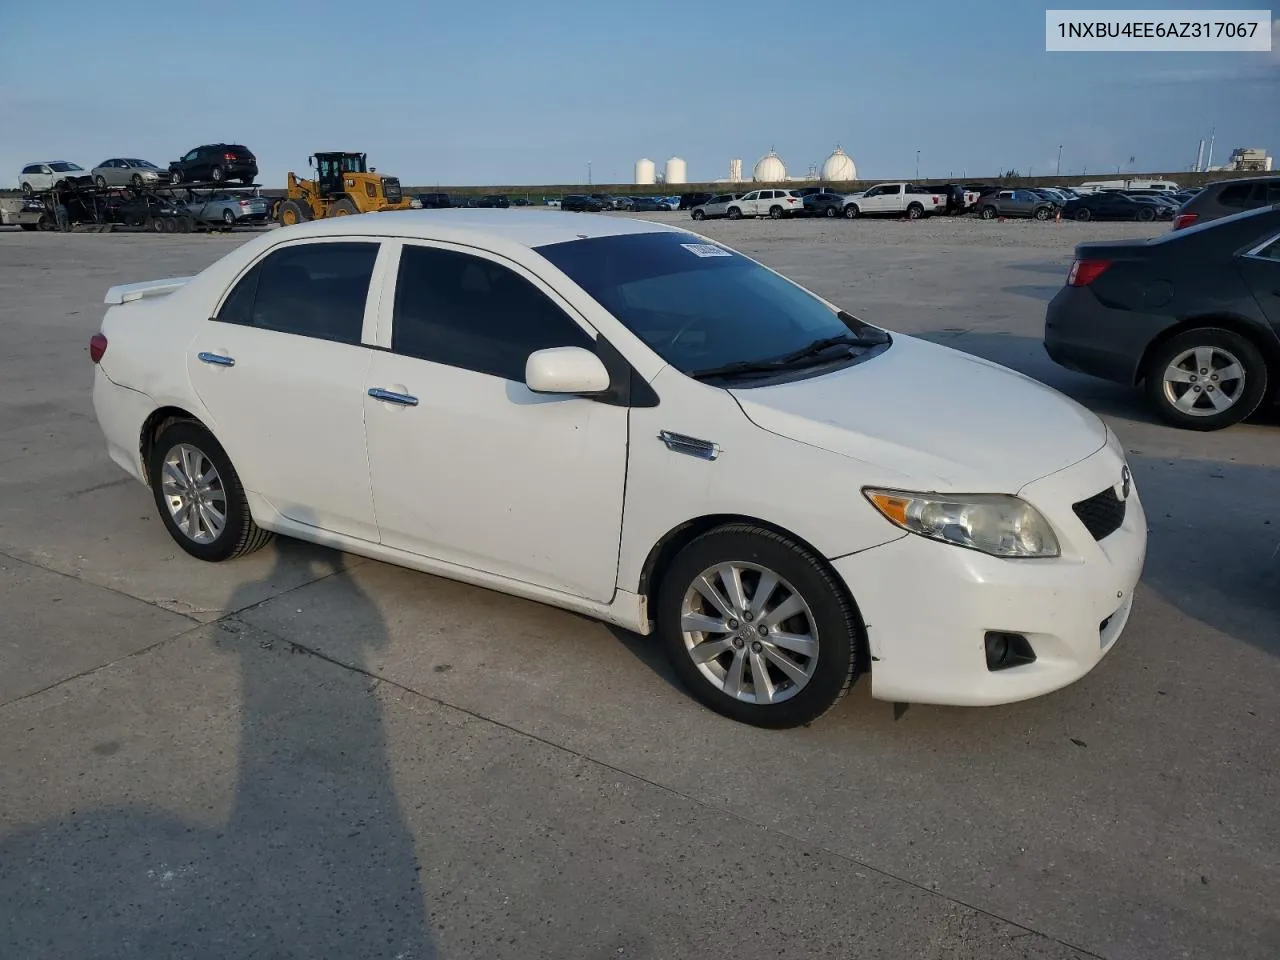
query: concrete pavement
1 218 1276 959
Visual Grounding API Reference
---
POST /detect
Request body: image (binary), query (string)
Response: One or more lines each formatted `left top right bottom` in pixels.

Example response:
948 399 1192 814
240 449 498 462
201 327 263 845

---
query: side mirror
525 346 610 395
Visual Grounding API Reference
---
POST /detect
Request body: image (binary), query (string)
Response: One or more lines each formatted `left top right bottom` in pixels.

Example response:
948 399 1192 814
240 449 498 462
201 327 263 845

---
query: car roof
273 208 685 248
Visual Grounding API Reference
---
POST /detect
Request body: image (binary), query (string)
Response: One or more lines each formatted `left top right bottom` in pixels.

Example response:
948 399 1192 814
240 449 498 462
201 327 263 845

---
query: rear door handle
197 352 235 367
368 387 418 407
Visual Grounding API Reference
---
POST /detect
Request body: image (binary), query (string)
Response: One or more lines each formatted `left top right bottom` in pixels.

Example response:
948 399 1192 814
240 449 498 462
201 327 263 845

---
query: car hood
729 334 1108 492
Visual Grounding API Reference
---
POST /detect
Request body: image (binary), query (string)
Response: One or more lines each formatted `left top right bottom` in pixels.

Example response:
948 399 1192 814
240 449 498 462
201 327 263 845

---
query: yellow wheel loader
277 152 412 225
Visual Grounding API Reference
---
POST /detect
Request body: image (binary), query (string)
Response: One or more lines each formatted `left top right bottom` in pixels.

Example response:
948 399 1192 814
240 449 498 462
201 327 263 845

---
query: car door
187 238 385 542
363 240 628 603
1236 232 1280 329
738 190 759 215
33 165 53 190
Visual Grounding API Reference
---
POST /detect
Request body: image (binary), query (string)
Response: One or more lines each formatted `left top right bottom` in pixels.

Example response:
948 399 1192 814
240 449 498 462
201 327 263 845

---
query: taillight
224 153 236 160
1067 259 1112 287
89 333 108 363
1173 213 1197 230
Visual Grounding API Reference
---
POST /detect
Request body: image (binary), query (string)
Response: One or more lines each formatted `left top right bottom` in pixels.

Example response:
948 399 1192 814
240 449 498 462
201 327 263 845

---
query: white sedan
89 210 1146 727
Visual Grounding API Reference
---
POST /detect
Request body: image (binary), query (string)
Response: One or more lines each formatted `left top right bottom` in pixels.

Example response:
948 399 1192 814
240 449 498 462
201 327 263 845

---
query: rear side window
1217 183 1256 208
391 245 594 381
1262 182 1280 205
215 241 378 345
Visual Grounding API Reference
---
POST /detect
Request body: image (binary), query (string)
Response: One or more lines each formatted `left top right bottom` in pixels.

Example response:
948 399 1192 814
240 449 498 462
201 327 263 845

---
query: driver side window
391 245 595 382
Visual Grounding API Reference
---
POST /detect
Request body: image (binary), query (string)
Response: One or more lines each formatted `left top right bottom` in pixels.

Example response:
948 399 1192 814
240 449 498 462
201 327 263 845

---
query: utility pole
587 161 592 185
1056 144 1063 176
915 149 920 179
1205 126 1216 170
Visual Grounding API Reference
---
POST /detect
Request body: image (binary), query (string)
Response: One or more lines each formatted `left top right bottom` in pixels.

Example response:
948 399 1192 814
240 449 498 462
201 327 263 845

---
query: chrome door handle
368 387 419 407
197 352 235 367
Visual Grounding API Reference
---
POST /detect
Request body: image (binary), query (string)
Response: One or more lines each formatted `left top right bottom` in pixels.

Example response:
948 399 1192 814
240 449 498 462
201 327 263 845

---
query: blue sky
1 0 1275 187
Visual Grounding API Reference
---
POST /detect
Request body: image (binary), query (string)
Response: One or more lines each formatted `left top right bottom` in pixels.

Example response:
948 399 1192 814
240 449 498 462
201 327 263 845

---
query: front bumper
834 439 1147 706
1044 286 1174 385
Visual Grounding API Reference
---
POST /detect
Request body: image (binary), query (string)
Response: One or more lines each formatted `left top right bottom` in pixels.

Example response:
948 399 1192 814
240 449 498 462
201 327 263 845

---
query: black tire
222 208 236 225
328 197 359 217
656 524 861 729
906 203 924 220
170 168 183 184
18 223 36 231
1034 205 1052 221
95 175 107 189
768 205 783 219
824 206 837 218
178 216 193 233
1074 207 1091 222
162 217 177 233
843 204 859 219
1143 327 1268 431
691 209 705 220
727 206 742 220
979 205 997 220
21 182 32 196
1137 207 1155 222
149 421 273 562
148 217 164 233
132 174 143 189
209 165 224 183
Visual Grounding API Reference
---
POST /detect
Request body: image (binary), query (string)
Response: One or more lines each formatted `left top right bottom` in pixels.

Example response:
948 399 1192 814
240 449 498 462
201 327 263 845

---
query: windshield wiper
690 333 886 381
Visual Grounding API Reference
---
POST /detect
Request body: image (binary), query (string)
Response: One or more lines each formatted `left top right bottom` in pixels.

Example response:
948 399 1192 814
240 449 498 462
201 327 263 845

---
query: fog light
984 632 1037 671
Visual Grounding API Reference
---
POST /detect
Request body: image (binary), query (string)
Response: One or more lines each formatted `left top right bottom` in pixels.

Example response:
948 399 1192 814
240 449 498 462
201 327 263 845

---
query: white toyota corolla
90 210 1147 728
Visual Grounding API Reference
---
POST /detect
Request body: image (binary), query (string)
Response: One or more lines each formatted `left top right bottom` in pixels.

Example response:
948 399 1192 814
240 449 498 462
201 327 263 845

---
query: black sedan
561 195 606 212
629 196 670 212
802 192 847 217
1060 192 1155 222
1044 205 1280 430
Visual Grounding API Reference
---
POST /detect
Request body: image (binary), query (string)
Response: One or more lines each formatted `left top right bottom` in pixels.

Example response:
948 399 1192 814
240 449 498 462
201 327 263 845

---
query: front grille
382 177 402 202
1072 488 1126 541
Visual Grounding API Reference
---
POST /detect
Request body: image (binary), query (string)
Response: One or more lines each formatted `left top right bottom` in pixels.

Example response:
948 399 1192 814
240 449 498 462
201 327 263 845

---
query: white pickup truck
842 182 945 219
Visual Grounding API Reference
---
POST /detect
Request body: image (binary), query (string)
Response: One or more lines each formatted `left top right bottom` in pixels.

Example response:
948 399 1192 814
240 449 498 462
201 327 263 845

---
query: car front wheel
691 209 705 220
843 204 859 219
727 207 742 220
657 524 861 728
1144 328 1268 430
149 421 273 561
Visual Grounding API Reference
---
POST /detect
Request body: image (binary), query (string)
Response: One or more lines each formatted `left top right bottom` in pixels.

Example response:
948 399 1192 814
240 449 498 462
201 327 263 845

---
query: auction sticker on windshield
680 243 733 258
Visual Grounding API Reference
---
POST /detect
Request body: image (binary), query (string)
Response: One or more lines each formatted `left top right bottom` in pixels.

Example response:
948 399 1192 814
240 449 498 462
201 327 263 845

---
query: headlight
863 488 1060 558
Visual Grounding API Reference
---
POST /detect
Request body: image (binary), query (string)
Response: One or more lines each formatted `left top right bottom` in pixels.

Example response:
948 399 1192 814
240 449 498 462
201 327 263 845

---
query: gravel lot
1 215 1277 960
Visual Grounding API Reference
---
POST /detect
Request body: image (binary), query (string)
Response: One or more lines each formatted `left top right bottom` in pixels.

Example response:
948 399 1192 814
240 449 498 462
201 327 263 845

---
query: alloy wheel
680 562 819 705
160 443 227 544
1161 346 1247 417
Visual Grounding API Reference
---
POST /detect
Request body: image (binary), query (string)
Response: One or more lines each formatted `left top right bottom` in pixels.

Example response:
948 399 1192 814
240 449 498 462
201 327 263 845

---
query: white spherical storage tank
821 146 857 181
753 150 786 181
635 158 656 185
664 157 687 185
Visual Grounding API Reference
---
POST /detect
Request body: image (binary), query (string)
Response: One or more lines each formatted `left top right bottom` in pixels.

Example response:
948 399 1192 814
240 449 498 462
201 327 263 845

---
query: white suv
726 189 803 219
19 161 88 194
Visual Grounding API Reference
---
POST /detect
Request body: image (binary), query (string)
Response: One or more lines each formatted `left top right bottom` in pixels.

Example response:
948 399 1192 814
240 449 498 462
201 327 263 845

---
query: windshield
536 231 885 377
49 162 82 172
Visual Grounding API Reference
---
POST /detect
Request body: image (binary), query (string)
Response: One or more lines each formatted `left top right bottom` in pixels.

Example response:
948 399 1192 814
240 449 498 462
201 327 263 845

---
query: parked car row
18 144 259 195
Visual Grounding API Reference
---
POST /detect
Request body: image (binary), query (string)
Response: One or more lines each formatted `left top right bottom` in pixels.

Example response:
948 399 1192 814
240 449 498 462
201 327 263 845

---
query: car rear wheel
21 183 32 196
691 209 705 220
656 524 861 729
149 421 273 562
906 203 924 220
980 205 997 220
222 209 236 225
170 169 183 184
1144 329 1268 430
209 165 223 182
1074 207 1091 221
824 206 837 218
95 175 107 189
769 205 783 219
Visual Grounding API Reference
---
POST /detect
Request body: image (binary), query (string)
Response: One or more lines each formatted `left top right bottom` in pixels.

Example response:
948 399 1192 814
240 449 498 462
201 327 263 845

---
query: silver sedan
92 158 170 189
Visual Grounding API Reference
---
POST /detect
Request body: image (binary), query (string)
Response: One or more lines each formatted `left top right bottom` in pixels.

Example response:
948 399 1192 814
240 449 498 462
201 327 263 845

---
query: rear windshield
536 231 879 376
